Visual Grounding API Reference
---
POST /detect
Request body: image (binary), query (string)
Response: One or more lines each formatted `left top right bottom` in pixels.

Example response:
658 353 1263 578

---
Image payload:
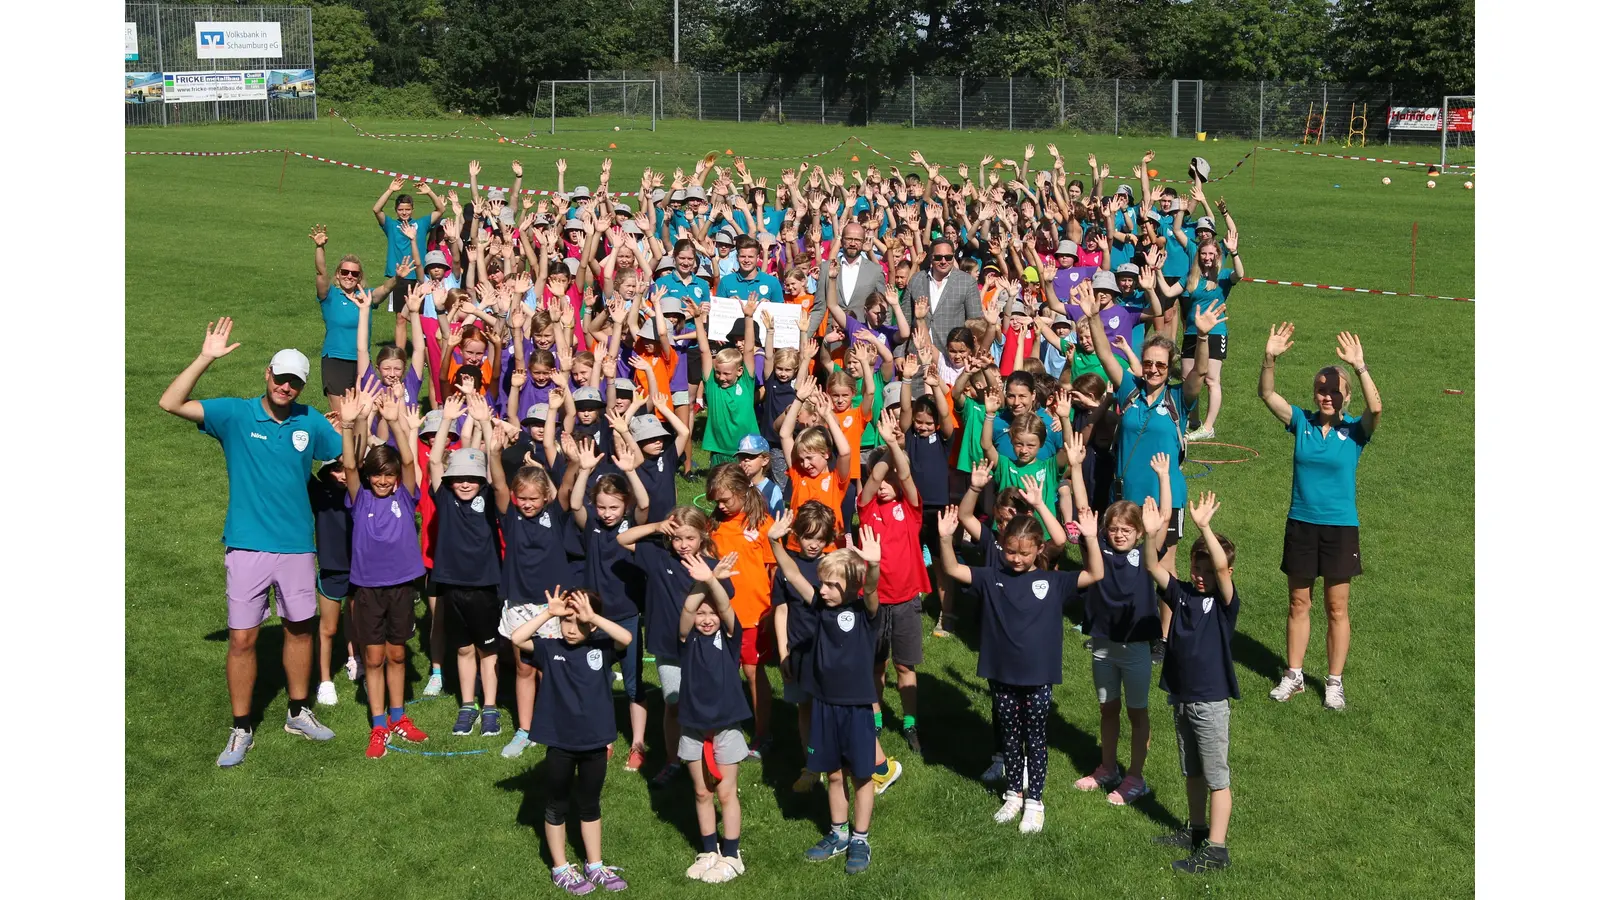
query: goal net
1441 95 1474 168
535 80 657 134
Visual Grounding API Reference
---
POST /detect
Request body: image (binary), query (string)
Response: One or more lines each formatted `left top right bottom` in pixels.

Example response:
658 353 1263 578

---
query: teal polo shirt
1287 407 1370 526
1183 268 1234 336
1112 377 1192 508
1159 214 1191 280
199 397 344 554
715 268 783 304
381 211 436 276
318 286 361 361
654 273 712 306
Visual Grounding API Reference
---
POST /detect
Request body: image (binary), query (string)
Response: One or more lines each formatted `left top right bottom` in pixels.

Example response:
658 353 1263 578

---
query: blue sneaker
480 707 502 737
216 727 253 767
805 830 849 862
284 707 335 741
844 838 872 875
502 729 534 758
453 705 480 736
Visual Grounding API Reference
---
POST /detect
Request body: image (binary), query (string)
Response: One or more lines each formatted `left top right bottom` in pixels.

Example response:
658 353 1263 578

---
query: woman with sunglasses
1257 325 1381 711
311 224 412 414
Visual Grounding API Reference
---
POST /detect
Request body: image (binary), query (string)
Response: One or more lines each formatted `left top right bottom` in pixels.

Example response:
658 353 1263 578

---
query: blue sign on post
199 31 224 47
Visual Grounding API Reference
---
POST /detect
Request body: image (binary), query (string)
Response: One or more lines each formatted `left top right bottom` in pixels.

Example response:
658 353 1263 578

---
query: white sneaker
1270 671 1306 702
701 852 745 884
685 852 719 880
344 656 360 682
1185 426 1215 441
994 791 1024 823
980 755 1005 784
1324 676 1347 711
423 669 444 697
315 680 338 706
1020 799 1045 833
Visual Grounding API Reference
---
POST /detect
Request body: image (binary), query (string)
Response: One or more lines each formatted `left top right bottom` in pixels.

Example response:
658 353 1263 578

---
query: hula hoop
1182 461 1215 480
390 695 497 757
1183 441 1260 465
692 492 713 512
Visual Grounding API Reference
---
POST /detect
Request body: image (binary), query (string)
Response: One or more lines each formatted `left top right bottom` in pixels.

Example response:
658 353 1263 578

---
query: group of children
299 147 1249 889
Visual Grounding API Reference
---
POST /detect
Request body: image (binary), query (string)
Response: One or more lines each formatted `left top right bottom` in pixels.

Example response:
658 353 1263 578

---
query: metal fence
125 4 316 127
592 70 1460 147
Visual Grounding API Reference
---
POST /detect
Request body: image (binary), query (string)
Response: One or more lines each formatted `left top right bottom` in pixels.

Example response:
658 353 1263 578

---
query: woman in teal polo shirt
1257 324 1382 711
311 225 410 413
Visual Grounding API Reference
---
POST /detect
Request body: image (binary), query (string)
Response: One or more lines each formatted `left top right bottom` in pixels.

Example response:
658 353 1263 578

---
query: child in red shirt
856 410 930 753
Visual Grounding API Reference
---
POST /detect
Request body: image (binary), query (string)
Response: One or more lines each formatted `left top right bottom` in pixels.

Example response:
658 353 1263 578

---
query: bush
325 82 446 119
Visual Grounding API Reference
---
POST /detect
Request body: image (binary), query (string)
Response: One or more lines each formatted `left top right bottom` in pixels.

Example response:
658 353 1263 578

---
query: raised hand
337 388 363 427
1150 451 1170 474
681 552 715 583
1140 497 1164 535
440 392 466 424
1265 322 1295 359
614 441 642 472
855 525 882 564
544 588 570 617
465 391 492 422
937 505 960 537
201 317 242 360
1077 507 1099 540
767 508 794 541
970 458 993 489
1196 302 1227 335
575 437 604 470
1335 331 1365 369
309 224 328 247
1063 429 1087 468
569 591 598 624
1019 473 1044 507
1188 491 1220 530
467 160 481 179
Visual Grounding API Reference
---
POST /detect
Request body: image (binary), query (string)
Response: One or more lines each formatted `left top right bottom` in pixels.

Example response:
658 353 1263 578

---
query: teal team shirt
1183 269 1234 337
381 211 436 277
715 268 783 304
318 286 361 361
1159 214 1191 281
1111 376 1192 509
199 397 344 554
654 273 712 307
1286 406 1370 527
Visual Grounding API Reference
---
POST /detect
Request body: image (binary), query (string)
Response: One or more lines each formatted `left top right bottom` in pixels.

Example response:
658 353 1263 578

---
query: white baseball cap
269 349 310 382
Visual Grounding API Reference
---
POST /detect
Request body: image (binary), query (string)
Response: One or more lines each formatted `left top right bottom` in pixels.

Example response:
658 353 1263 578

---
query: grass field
125 116 1474 899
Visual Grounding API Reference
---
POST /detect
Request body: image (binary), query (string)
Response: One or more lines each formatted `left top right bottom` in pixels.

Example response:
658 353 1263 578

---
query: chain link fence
596 70 1461 148
125 4 316 127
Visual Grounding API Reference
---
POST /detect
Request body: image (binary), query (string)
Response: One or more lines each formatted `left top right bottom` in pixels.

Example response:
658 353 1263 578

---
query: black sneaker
1172 842 1231 874
1152 825 1205 849
904 726 923 756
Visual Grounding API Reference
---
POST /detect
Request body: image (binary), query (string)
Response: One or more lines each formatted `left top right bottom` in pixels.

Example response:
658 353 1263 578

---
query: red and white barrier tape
1263 146 1473 171
849 137 1253 184
124 148 639 197
1241 277 1472 303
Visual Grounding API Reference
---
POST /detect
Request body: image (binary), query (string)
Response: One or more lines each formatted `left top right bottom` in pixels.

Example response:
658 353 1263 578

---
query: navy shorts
807 701 877 781
317 569 350 602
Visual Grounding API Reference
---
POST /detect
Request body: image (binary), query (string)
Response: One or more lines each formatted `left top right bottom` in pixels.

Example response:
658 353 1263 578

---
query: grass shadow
1230 628 1286 683
912 666 1001 783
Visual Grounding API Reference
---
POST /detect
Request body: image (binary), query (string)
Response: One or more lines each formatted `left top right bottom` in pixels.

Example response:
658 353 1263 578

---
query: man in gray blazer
896 237 983 357
809 221 887 333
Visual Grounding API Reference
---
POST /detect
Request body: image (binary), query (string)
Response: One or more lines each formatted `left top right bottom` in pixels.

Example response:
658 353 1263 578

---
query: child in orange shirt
705 464 779 757
780 373 853 546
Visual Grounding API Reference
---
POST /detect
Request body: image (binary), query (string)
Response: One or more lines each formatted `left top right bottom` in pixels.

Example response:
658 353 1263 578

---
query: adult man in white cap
159 318 345 767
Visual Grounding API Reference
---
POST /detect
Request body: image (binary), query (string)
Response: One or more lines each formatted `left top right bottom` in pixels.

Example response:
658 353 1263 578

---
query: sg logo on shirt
292 430 309 452
1031 579 1050 599
836 611 857 633
586 649 604 670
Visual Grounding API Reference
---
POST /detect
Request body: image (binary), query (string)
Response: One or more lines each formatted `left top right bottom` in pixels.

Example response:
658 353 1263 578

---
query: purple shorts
224 550 318 629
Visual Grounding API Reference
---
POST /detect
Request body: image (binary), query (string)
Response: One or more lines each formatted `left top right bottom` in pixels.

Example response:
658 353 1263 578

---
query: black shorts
321 356 358 397
1281 518 1362 581
686 346 704 390
1161 506 1186 555
918 503 948 552
317 569 350 602
442 584 503 651
873 597 924 667
807 701 878 780
348 581 418 646
1181 333 1228 361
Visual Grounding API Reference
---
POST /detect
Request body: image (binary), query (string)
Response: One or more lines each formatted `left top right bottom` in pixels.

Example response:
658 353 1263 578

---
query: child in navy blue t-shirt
1141 492 1239 874
770 516 884 875
509 588 635 894
674 552 750 883
938 505 1103 834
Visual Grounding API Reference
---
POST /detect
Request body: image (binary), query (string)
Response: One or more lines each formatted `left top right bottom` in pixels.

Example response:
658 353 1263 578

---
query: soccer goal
535 79 658 134
1440 95 1474 168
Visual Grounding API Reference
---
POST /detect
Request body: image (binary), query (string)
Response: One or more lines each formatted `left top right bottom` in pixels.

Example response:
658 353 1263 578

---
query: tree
1330 0 1474 93
309 3 379 104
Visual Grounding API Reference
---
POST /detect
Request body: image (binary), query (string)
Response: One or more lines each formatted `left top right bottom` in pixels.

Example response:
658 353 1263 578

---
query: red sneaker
366 725 390 759
389 715 429 743
626 746 645 772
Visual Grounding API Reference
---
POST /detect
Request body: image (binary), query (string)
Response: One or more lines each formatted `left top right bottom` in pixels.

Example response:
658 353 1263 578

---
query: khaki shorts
1172 699 1231 789
679 727 750 766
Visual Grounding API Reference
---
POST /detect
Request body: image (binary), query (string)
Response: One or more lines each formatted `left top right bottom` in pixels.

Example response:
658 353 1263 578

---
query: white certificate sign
706 297 805 349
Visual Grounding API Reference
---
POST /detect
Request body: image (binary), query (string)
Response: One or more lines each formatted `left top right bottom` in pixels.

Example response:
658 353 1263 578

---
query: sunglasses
271 373 305 388
931 254 955 261
1141 360 1169 371
337 268 361 277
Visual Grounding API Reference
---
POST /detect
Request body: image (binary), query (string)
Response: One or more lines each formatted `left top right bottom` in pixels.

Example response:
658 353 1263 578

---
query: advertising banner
163 71 268 103
195 21 283 59
125 72 163 104
125 22 139 61
268 69 316 100
1386 107 1443 131
1446 107 1474 132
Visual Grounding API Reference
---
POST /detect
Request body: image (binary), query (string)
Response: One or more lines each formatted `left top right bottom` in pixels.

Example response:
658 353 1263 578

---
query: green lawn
126 116 1473 899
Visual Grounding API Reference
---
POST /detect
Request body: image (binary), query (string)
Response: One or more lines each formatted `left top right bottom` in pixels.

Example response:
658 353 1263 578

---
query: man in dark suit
896 237 983 358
